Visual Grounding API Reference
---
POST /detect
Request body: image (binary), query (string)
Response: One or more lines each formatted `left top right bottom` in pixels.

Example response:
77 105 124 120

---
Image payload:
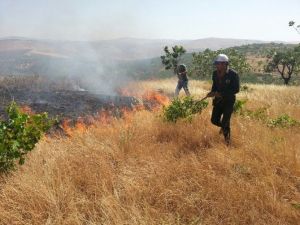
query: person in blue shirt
206 54 240 144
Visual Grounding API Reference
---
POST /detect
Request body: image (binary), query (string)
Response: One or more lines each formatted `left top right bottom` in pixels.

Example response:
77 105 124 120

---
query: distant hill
0 37 268 61
0 37 296 87
180 37 267 52
230 42 297 56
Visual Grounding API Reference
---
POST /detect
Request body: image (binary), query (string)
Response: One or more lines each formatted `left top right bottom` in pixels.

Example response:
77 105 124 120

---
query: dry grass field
0 79 299 225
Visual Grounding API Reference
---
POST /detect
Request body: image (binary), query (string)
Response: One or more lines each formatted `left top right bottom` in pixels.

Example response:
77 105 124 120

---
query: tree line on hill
160 43 300 85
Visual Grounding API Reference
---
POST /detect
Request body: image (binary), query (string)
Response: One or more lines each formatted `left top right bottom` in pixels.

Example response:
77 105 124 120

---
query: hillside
0 37 265 60
0 80 299 224
1 38 297 87
0 37 267 78
124 43 300 85
231 42 297 56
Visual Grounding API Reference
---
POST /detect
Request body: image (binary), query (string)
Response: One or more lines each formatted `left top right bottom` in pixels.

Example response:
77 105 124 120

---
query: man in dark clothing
206 54 240 144
175 64 191 97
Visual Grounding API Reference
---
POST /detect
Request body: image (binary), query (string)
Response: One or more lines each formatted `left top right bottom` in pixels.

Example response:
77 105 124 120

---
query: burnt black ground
0 88 139 119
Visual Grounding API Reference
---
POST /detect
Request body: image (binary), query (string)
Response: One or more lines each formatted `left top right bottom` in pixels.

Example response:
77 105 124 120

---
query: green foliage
231 43 296 57
245 107 269 121
289 21 296 27
162 96 208 123
233 99 269 121
264 45 300 84
289 20 300 35
125 43 300 84
191 48 250 78
291 203 300 209
268 114 299 128
160 45 186 74
0 102 53 173
233 99 248 113
233 100 299 128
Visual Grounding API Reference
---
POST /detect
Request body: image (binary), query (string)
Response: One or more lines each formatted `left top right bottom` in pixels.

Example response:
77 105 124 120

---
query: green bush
268 114 299 128
233 100 299 128
244 107 269 121
233 99 248 114
162 96 208 123
234 99 269 121
0 102 53 173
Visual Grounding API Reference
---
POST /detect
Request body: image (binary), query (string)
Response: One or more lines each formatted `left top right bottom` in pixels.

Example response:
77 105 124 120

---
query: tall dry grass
0 80 299 225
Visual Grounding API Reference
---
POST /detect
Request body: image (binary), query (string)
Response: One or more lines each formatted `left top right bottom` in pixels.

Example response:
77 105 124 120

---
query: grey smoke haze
0 0 299 95
62 43 131 94
36 41 134 95
0 0 143 95
0 38 137 95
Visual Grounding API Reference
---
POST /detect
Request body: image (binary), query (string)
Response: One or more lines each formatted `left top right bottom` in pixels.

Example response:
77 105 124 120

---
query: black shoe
224 132 230 145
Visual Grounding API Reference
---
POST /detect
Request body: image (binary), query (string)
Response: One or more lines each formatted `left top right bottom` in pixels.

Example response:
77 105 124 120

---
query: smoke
25 40 134 95
64 43 132 94
0 0 149 96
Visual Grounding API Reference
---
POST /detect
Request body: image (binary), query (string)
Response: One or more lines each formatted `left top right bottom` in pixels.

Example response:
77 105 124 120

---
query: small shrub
163 96 208 123
233 99 248 114
268 114 299 128
234 99 269 121
244 107 269 121
291 203 300 209
0 102 54 173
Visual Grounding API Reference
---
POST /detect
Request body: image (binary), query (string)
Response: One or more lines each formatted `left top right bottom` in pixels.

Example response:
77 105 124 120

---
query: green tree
160 45 186 74
0 102 54 173
191 48 250 78
264 46 300 85
289 21 300 35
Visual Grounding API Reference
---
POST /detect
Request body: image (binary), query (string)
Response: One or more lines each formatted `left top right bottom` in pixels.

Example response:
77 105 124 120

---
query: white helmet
214 54 229 64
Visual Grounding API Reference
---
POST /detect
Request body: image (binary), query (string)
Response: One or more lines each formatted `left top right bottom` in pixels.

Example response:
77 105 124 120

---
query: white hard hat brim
214 60 229 65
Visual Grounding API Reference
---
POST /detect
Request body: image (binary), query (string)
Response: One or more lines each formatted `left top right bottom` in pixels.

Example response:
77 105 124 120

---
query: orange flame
62 119 73 136
97 110 113 125
142 91 170 109
75 117 86 133
61 118 87 136
59 89 170 137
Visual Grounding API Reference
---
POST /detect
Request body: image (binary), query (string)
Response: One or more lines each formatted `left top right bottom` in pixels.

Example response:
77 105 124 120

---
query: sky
0 0 299 42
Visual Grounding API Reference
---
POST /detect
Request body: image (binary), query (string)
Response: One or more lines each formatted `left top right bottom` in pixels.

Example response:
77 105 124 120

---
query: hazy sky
0 0 299 42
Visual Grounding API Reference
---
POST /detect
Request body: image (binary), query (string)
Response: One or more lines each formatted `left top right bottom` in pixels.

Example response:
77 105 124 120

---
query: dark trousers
175 80 190 97
211 98 235 139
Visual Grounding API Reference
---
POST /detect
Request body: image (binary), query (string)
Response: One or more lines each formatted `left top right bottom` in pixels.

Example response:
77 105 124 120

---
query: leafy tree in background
191 48 250 78
160 45 186 74
289 21 300 35
264 46 300 85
